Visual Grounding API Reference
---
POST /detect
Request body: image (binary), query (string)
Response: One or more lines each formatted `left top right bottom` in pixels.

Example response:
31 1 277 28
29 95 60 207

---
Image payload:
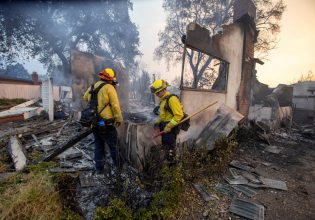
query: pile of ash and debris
0 101 160 219
215 122 315 220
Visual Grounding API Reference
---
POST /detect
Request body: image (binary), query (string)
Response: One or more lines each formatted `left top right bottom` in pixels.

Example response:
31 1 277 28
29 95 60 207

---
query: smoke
0 0 140 92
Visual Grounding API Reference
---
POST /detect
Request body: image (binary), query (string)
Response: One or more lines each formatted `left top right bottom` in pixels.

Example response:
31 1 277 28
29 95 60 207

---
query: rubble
8 135 27 171
231 185 257 198
31 134 47 154
264 145 283 154
0 0 313 218
215 183 238 197
226 160 288 191
0 107 44 125
195 105 244 150
0 97 44 125
42 128 92 162
229 198 265 220
193 183 215 202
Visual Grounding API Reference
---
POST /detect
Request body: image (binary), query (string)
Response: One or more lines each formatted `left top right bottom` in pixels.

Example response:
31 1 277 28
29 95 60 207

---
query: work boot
106 166 117 180
166 150 177 167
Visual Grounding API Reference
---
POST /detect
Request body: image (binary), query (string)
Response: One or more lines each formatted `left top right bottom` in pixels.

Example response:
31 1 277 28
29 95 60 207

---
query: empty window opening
181 48 229 92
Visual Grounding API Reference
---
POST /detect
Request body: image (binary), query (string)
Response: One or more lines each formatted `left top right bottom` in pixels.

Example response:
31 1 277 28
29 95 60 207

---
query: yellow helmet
150 79 169 94
98 68 115 81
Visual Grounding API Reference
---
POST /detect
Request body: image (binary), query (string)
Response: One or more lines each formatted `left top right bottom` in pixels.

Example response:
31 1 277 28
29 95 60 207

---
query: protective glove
163 124 172 133
115 121 122 127
154 122 160 129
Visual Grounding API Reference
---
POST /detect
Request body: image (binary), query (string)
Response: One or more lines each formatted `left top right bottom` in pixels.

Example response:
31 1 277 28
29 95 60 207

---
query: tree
137 70 151 99
297 70 315 83
155 0 285 88
0 0 141 77
3 63 31 80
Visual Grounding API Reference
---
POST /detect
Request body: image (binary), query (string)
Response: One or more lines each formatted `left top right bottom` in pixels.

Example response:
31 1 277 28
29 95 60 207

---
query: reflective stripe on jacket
156 91 184 128
83 80 123 123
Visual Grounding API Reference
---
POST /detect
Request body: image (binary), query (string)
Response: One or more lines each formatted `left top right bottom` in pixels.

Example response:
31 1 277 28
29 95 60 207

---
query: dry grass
0 153 10 173
0 172 63 220
181 135 238 181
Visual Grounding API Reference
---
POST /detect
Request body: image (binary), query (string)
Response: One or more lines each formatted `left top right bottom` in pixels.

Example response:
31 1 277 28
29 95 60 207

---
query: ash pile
0 101 161 220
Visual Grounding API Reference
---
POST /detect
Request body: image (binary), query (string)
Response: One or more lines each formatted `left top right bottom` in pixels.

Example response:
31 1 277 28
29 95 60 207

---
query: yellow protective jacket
156 91 184 129
83 81 123 123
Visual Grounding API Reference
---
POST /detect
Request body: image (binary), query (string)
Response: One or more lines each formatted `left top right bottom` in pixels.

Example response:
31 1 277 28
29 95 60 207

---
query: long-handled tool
154 101 218 138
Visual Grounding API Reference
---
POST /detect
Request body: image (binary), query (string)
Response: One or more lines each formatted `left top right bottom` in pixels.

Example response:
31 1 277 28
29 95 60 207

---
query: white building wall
180 23 245 141
293 81 315 110
217 23 244 110
0 83 60 101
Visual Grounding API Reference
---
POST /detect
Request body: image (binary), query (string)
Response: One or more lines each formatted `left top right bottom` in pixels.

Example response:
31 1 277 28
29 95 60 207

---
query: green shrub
95 198 133 220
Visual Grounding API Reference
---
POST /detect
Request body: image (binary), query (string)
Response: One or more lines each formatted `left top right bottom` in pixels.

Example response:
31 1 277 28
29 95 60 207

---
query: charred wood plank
41 129 92 162
31 134 47 154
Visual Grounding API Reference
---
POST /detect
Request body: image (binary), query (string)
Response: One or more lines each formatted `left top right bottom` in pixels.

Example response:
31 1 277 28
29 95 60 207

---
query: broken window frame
180 44 230 93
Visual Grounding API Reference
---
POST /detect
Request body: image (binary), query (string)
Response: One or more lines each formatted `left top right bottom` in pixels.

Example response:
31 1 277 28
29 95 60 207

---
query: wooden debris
31 134 48 154
8 136 27 171
42 129 92 162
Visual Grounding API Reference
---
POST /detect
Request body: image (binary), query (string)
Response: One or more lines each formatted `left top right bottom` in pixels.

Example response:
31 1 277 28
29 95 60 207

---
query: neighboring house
0 72 40 85
248 84 293 128
0 72 57 100
293 81 315 125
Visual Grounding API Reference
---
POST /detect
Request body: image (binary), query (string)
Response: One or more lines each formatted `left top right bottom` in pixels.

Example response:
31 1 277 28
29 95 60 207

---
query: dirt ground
173 126 315 220
232 128 315 220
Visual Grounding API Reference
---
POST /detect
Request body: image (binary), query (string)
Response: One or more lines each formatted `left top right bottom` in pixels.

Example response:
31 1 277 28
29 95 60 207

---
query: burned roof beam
41 128 92 162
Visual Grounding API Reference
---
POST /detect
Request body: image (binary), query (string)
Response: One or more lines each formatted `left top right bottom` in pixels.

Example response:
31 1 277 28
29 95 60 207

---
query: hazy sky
131 0 315 87
256 0 315 86
22 0 315 88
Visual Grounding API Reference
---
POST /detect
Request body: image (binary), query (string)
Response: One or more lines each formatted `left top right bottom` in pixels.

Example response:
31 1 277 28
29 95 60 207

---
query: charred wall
70 49 129 112
180 22 245 142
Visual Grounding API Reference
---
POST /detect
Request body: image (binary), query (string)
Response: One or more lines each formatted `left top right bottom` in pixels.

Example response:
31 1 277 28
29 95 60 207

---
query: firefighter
83 68 123 175
150 79 184 163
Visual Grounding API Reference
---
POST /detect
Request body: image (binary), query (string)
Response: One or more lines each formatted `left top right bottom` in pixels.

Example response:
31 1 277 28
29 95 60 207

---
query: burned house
248 82 293 129
292 81 315 125
121 0 262 169
177 0 259 148
70 49 129 115
1 0 263 171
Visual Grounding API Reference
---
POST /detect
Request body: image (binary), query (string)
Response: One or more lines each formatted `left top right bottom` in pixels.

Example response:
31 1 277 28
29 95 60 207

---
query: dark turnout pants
93 125 118 172
160 122 180 162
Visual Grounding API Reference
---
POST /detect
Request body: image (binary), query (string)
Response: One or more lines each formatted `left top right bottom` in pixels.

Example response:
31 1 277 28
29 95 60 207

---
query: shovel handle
153 101 219 139
154 131 165 138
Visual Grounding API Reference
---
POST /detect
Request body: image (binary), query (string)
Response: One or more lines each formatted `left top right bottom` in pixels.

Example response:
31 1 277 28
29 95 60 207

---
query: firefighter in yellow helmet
150 79 184 163
83 68 123 175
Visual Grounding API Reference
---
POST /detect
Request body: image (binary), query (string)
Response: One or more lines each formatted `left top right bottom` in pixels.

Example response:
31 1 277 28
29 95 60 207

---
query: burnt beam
41 129 93 162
